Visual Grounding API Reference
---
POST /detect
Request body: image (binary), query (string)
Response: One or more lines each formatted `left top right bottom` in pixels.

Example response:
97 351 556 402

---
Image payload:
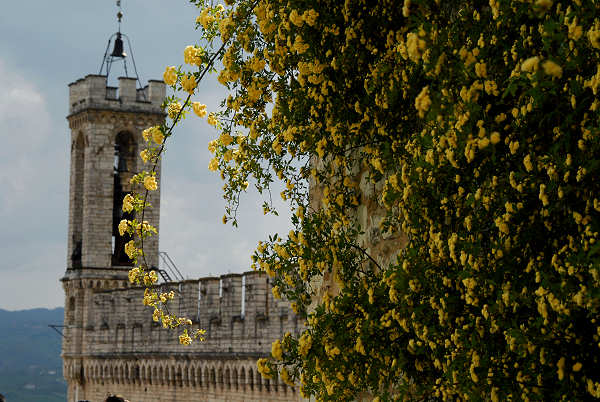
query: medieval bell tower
61 4 165 400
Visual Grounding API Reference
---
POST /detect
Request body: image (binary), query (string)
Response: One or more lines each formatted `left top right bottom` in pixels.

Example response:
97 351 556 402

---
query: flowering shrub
124 0 600 400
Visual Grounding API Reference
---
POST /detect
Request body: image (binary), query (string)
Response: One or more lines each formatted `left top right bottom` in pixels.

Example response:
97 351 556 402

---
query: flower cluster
132 0 600 399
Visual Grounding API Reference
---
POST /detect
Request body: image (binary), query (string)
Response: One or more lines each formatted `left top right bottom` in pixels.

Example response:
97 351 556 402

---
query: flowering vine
123 0 600 400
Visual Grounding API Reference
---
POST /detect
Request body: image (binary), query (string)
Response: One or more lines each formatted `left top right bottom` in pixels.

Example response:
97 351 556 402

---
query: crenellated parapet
68 75 165 117
62 270 304 401
79 270 303 359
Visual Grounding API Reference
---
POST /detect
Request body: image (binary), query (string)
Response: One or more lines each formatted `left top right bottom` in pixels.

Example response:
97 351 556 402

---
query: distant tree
123 0 600 400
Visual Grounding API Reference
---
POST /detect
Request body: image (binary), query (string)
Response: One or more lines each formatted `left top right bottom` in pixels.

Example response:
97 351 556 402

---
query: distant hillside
0 307 66 402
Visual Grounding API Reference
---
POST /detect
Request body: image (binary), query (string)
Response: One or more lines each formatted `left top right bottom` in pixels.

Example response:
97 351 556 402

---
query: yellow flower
219 132 233 146
406 33 425 63
168 102 182 120
208 157 219 171
208 140 217 153
140 149 150 163
415 86 431 118
542 60 562 78
124 240 137 259
179 330 192 345
474 62 487 78
271 339 283 360
122 193 134 212
181 74 197 94
280 367 294 386
192 102 207 118
521 56 540 73
163 66 177 86
128 267 140 283
142 127 152 142
272 285 281 299
184 45 203 66
298 332 312 357
588 28 600 49
207 112 218 126
118 219 129 236
151 126 164 145
144 175 158 191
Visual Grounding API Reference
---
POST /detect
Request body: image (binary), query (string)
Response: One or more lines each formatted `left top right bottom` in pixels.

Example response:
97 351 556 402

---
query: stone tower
61 74 165 402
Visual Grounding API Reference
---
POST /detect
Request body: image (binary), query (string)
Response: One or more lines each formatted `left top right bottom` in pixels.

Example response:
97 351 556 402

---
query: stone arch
112 130 137 266
189 365 195 387
248 367 254 391
195 365 202 388
256 368 263 391
202 364 209 388
183 364 190 387
218 367 224 389
70 130 85 269
239 366 246 391
210 366 216 388
66 296 76 324
224 366 231 389
232 367 239 390
133 363 140 384
168 364 173 386
176 364 183 387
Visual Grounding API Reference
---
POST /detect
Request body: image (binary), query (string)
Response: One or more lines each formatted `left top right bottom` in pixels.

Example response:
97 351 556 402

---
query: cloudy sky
0 1 290 310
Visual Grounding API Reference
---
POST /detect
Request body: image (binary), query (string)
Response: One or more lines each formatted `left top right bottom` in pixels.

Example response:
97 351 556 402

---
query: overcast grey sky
0 1 290 310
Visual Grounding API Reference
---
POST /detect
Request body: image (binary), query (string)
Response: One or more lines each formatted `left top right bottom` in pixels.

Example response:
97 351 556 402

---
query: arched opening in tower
112 131 136 266
71 132 85 268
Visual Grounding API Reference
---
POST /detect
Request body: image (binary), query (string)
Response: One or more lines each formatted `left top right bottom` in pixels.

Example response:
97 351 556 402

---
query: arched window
66 296 76 324
112 131 136 265
70 133 85 268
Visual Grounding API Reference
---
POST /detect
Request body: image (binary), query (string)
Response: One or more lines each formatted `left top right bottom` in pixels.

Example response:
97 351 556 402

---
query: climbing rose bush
126 0 600 400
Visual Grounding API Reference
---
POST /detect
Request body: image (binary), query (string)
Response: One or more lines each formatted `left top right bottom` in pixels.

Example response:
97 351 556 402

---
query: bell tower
61 3 165 400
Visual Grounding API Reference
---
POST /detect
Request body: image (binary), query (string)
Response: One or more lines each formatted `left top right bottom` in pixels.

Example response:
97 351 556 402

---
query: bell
110 33 126 58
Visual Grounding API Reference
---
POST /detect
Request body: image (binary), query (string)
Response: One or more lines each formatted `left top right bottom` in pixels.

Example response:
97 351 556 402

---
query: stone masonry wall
63 271 304 402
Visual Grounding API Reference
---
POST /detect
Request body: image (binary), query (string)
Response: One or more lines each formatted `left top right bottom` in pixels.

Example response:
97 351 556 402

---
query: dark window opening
112 132 136 266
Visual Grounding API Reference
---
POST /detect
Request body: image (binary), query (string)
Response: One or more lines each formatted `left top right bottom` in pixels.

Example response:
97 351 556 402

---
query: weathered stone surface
61 75 304 402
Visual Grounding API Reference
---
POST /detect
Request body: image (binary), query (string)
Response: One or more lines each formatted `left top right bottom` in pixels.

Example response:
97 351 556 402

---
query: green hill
0 307 66 402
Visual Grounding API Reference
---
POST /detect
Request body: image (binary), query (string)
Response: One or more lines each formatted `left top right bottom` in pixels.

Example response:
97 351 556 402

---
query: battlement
63 270 302 359
68 74 165 116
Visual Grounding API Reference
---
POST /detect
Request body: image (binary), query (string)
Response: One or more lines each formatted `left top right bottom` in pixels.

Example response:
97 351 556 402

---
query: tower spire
98 0 144 98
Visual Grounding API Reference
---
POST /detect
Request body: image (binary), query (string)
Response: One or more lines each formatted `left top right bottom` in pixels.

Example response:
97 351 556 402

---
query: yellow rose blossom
521 56 540 73
415 86 431 118
208 157 219 171
542 60 562 78
271 339 283 360
118 219 129 236
181 74 197 94
122 193 134 212
144 175 158 191
140 149 150 163
183 45 203 66
151 126 164 145
168 102 182 120
163 66 177 86
192 102 207 118
142 127 152 142
124 240 137 259
219 132 233 146
207 112 218 126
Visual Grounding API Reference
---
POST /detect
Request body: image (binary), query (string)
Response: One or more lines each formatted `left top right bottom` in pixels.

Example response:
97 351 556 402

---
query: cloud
0 59 54 214
159 172 292 279
0 59 68 310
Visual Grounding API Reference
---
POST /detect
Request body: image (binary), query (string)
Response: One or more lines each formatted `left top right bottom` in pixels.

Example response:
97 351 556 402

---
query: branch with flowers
122 0 600 400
